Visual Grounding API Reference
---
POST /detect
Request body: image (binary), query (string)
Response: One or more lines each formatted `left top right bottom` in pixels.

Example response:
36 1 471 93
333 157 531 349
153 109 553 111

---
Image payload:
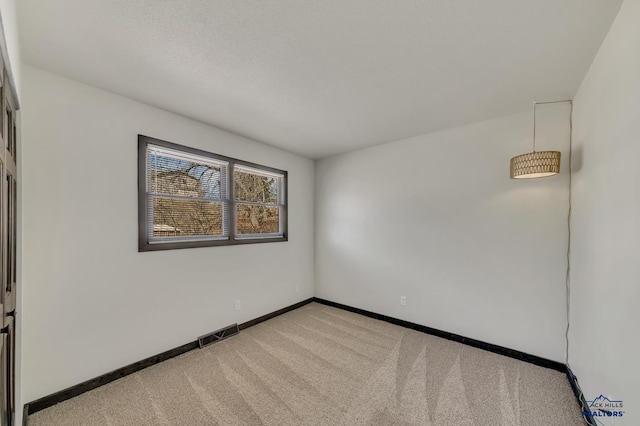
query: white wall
316 105 571 362
570 0 640 423
20 65 315 402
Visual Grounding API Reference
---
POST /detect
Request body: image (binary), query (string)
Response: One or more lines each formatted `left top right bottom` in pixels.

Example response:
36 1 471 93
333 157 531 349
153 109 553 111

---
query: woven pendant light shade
510 150 561 179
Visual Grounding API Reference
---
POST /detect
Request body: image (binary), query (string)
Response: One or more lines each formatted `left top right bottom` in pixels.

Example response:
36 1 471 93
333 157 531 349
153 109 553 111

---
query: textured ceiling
18 0 621 159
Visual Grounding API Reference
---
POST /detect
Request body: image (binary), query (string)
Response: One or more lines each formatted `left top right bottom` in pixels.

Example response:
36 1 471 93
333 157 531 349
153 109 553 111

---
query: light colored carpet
29 303 584 425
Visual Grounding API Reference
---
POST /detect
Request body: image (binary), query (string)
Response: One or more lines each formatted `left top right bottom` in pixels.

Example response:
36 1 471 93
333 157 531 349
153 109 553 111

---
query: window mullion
229 162 236 241
279 175 285 236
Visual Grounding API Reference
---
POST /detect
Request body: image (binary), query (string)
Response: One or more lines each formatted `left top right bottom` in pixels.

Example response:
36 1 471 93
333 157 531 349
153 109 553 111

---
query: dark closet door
0 156 6 426
0 58 17 426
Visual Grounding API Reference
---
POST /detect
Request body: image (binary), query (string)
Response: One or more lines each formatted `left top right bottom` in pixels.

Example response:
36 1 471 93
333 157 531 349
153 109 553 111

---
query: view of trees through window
146 144 283 241
148 148 227 238
235 169 280 235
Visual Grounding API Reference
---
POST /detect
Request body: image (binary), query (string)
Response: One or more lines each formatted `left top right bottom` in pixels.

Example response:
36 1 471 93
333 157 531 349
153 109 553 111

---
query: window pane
236 204 280 235
234 169 279 204
148 147 225 200
152 196 226 238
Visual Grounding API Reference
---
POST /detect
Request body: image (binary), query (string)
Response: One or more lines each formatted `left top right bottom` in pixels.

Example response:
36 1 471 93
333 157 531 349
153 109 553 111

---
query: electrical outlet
234 300 241 311
296 285 300 293
400 296 407 306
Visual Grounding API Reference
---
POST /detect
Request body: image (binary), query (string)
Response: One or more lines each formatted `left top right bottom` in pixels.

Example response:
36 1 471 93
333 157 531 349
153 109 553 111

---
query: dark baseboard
239 298 314 330
26 340 199 415
24 297 314 417
25 296 580 420
315 298 599 420
313 297 566 372
566 365 596 425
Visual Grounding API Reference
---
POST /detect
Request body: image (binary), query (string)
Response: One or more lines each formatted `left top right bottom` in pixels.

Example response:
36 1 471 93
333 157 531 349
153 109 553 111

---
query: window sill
138 235 288 252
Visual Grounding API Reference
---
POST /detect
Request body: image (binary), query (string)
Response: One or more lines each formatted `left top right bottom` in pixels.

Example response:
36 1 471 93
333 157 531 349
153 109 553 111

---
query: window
138 135 287 251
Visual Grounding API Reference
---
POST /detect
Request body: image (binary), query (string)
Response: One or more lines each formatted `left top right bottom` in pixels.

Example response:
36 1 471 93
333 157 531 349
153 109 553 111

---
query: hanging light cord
565 100 572 367
529 99 573 362
533 100 601 425
563 101 604 426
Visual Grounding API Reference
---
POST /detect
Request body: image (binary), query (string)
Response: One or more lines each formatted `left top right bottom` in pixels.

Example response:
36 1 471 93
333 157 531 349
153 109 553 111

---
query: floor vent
198 324 239 348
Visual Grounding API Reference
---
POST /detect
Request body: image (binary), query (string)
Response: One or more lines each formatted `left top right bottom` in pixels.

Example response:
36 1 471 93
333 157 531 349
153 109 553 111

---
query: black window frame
138 134 288 252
